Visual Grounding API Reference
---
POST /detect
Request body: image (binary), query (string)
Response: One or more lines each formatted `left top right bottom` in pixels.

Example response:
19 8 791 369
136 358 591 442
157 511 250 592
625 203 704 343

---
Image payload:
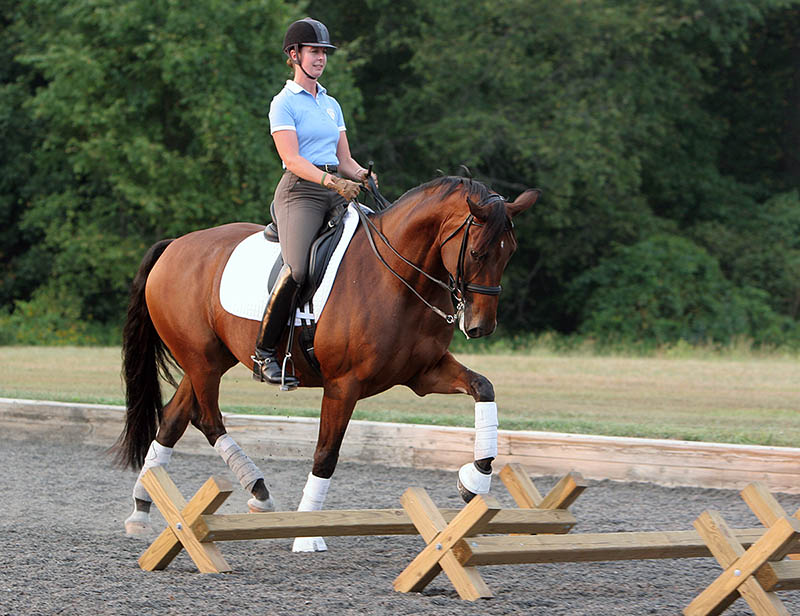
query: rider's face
296 46 327 79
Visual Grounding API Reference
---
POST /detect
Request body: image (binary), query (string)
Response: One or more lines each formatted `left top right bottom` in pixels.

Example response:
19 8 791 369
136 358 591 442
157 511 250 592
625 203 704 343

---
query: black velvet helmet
283 18 336 54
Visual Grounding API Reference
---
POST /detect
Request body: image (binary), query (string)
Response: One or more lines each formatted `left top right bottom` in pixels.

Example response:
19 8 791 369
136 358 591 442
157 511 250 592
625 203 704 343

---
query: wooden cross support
139 466 234 573
138 464 583 576
684 483 800 616
499 463 587 510
393 465 587 599
394 475 800 609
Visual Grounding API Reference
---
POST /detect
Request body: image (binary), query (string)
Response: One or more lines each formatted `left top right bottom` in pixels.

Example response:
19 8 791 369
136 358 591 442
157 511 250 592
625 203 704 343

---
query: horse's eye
470 249 483 260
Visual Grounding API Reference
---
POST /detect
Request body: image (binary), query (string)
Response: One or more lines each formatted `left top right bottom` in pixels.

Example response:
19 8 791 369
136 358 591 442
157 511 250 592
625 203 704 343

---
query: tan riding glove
355 168 379 188
328 176 361 201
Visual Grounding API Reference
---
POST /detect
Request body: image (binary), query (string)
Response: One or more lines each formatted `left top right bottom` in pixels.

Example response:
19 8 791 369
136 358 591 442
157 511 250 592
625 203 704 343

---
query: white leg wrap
214 434 264 493
132 440 173 502
292 473 331 553
296 472 330 511
474 401 498 460
458 462 492 495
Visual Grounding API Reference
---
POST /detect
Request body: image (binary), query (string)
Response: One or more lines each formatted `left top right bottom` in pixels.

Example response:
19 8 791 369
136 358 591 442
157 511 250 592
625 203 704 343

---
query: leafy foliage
569 234 798 347
1 0 799 347
4 0 298 333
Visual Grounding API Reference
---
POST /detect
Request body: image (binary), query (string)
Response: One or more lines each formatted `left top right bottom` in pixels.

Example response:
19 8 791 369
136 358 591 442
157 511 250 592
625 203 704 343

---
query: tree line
1 0 799 348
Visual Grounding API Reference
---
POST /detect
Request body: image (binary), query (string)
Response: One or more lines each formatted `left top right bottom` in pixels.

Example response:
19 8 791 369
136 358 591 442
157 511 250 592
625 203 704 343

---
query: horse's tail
111 238 179 469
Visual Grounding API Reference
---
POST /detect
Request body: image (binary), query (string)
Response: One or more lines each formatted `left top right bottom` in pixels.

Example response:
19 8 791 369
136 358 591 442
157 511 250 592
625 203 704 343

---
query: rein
353 194 504 324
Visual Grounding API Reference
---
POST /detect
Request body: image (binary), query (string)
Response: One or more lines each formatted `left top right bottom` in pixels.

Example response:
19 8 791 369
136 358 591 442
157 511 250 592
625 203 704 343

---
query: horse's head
441 185 540 338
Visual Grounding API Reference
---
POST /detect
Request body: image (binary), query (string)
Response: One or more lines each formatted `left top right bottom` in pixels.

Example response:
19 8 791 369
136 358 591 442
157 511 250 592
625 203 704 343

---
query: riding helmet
283 18 337 54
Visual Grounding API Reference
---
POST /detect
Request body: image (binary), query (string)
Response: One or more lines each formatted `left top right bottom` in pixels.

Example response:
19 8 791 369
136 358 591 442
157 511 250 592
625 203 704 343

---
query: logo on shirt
327 108 336 121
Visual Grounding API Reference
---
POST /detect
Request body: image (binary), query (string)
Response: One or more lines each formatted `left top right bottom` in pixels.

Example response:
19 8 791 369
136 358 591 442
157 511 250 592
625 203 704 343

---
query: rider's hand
356 168 379 188
328 176 361 201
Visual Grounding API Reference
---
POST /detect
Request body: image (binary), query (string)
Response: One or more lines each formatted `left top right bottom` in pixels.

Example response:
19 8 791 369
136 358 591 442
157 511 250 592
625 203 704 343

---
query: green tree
338 0 799 338
0 0 50 311
2 0 313 340
3 0 799 346
569 234 796 346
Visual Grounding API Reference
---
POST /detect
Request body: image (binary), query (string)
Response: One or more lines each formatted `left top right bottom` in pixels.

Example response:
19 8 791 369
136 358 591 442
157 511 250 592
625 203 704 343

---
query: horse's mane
389 176 509 254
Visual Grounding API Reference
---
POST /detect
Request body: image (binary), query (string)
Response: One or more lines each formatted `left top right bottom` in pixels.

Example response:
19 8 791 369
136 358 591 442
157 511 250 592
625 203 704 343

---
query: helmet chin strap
291 44 318 81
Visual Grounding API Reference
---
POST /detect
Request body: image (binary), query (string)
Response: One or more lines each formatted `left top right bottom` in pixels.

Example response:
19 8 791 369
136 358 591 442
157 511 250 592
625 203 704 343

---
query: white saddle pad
219 204 360 325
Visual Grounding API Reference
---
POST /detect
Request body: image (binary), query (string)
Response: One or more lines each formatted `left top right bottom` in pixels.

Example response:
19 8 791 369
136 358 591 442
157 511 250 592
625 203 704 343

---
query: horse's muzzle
467 326 494 339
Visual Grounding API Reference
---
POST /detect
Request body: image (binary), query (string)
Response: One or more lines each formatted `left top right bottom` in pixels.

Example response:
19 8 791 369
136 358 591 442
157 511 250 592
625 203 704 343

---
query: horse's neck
371 195 454 271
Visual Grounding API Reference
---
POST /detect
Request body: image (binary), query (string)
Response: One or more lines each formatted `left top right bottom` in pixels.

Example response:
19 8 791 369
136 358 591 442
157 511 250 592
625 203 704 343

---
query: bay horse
114 176 539 551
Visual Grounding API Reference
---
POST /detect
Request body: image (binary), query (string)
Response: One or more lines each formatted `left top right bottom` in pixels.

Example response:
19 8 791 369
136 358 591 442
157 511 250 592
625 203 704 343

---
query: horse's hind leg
292 380 359 553
188 366 275 513
125 376 196 535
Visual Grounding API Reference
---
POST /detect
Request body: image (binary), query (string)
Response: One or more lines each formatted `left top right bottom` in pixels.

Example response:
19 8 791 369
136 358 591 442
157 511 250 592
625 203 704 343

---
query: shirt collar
285 79 327 96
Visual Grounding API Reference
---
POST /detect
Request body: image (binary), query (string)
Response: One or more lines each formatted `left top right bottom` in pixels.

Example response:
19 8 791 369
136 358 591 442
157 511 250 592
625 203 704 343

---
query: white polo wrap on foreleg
296 472 331 512
474 401 498 460
214 434 264 493
292 473 332 552
132 440 173 501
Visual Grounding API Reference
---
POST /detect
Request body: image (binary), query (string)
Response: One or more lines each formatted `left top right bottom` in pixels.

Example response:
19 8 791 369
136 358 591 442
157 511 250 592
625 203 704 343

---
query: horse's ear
466 196 489 219
506 189 541 218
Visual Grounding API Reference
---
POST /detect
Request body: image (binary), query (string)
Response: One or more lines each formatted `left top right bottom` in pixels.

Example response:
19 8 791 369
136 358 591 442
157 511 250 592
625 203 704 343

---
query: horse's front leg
292 379 359 553
408 351 498 503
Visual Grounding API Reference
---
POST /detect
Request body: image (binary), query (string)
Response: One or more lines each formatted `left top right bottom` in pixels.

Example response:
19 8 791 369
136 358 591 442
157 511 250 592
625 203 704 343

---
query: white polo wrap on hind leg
473 401 498 460
214 434 264 493
132 440 173 501
292 473 331 552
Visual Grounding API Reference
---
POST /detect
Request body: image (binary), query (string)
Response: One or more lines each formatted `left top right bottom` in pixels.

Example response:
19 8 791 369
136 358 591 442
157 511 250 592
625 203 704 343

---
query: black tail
111 238 179 469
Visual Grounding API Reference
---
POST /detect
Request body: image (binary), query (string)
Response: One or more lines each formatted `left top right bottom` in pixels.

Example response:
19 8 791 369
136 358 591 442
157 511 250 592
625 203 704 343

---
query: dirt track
3 436 800 616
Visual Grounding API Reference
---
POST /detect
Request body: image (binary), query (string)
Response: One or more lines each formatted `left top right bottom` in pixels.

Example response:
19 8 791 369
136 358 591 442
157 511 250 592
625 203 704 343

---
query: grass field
1 346 799 447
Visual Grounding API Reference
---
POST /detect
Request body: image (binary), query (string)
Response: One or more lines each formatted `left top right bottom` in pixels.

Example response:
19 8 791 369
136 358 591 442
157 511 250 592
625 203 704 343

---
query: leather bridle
354 193 508 324
440 193 507 300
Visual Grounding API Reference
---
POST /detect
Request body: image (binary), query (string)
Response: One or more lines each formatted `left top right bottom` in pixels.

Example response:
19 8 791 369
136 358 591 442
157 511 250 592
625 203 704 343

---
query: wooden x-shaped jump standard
139 467 234 573
393 464 587 600
683 483 800 616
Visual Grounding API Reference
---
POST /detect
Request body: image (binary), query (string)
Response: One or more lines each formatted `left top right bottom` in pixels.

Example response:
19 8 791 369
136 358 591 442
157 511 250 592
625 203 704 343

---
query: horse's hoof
457 462 492 504
247 496 276 513
292 536 327 552
125 509 152 536
457 477 477 503
125 520 151 536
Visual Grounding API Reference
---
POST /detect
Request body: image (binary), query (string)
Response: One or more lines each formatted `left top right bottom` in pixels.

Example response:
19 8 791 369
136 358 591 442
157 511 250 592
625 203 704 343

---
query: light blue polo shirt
269 80 346 166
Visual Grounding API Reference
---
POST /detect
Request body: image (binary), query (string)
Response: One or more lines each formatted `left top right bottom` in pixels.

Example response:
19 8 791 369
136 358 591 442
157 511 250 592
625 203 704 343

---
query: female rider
252 17 376 387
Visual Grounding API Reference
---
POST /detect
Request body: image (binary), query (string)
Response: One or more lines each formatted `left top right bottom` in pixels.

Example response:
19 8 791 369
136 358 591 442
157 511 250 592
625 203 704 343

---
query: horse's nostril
466 327 483 338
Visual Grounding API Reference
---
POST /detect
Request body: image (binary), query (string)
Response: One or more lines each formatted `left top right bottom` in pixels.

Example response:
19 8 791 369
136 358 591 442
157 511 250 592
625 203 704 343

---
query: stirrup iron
280 353 297 391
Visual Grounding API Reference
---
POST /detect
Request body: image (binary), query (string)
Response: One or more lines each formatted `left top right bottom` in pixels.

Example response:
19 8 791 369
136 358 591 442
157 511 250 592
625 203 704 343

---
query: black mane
385 176 509 255
393 176 491 207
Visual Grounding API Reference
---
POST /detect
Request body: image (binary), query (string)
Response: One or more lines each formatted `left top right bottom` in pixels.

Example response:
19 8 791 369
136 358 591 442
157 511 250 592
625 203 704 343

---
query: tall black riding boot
252 264 300 387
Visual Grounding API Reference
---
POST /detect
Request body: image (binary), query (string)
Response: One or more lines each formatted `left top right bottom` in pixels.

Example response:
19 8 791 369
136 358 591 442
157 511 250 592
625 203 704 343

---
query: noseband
354 193 507 324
